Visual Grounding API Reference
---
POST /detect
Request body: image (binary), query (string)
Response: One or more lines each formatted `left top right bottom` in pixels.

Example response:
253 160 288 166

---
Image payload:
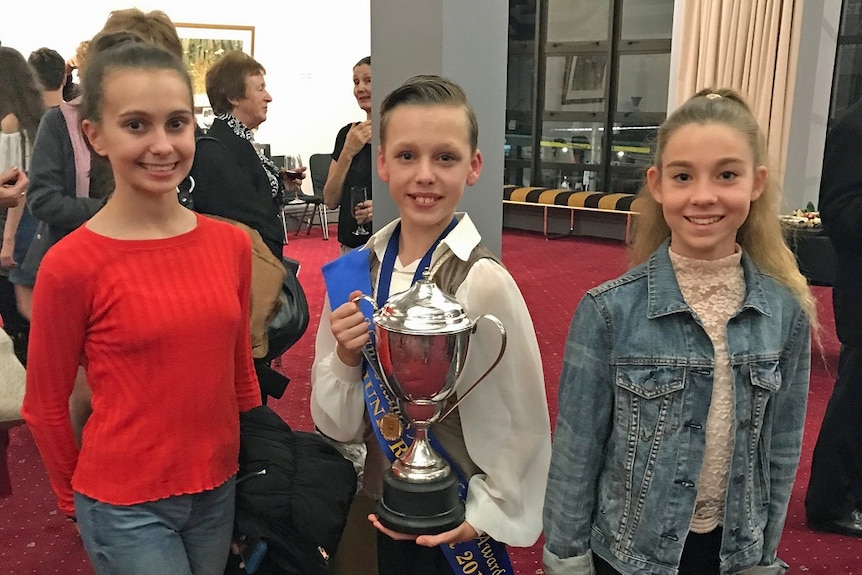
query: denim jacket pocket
747 360 782 393
615 365 687 438
744 359 782 508
608 365 686 547
616 365 687 399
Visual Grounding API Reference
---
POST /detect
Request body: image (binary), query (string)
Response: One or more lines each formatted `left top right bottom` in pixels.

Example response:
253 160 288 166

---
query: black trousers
377 532 450 575
594 528 722 575
0 276 27 334
806 344 862 522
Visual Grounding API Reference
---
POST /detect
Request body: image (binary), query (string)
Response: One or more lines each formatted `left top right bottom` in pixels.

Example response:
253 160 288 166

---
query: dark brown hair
28 48 66 91
0 47 45 138
80 41 192 125
205 51 267 116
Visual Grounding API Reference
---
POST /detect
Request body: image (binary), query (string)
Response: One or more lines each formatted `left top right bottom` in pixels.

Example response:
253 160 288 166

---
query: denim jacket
543 242 810 575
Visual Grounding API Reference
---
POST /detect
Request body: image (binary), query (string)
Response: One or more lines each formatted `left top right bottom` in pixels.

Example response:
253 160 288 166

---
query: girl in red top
22 42 260 575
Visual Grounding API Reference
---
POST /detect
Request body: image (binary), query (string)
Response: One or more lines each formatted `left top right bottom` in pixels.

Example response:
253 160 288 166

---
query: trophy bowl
359 272 506 535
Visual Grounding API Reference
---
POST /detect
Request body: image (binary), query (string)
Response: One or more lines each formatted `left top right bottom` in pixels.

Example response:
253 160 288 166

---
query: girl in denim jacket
543 89 816 575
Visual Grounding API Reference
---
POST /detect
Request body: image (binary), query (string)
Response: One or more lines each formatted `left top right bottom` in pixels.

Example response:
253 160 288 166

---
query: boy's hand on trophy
367 514 479 546
332 289 372 367
415 521 479 547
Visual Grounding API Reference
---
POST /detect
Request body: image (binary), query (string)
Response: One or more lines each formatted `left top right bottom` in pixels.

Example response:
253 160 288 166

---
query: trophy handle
438 314 507 422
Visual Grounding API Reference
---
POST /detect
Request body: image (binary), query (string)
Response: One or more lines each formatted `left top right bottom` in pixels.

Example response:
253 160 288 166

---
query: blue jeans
74 476 236 575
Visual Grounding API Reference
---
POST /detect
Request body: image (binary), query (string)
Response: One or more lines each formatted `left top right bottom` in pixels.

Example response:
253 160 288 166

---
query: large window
505 0 673 192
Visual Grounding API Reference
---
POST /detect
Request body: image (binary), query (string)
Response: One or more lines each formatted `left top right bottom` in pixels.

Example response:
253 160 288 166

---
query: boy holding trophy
311 75 552 574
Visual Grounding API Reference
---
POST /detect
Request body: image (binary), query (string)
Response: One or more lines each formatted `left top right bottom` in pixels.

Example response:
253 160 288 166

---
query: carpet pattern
0 226 859 574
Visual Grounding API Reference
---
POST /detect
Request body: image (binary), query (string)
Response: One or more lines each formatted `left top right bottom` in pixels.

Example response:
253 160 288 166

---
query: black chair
287 154 330 239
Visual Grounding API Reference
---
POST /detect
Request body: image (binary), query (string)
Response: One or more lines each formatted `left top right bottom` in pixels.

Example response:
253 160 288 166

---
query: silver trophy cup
358 271 506 535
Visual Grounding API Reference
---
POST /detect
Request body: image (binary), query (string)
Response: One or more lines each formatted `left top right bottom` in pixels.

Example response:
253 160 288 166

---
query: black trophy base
375 469 465 535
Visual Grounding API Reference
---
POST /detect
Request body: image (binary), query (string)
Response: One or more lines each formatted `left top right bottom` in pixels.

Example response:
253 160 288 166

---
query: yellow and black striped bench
503 185 642 242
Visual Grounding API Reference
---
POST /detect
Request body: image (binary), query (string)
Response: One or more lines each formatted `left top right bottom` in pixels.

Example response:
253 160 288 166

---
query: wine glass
284 154 303 197
350 186 370 236
285 154 303 172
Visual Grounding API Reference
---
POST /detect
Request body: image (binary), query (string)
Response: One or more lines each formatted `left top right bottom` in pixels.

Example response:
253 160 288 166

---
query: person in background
0 166 28 502
323 56 373 254
805 97 862 538
312 75 551 575
28 47 67 100
14 48 68 275
543 89 815 575
0 47 66 354
190 50 303 261
22 41 260 575
0 46 45 365
62 40 88 102
189 50 307 404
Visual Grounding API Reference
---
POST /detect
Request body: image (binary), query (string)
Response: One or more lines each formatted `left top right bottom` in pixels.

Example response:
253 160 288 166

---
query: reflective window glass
542 120 605 165
841 0 862 35
616 54 670 114
507 53 535 112
621 0 674 40
831 44 862 120
547 0 610 43
545 54 608 113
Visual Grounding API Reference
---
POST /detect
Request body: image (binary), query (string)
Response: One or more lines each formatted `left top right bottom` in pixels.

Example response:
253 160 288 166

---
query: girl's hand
343 120 372 159
332 290 372 366
368 514 479 547
0 240 15 268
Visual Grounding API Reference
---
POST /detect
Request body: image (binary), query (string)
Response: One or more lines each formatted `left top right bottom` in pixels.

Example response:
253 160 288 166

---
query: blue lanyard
376 217 458 307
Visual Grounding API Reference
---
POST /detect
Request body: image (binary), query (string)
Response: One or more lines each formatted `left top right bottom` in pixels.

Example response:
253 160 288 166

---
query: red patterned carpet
1 226 859 574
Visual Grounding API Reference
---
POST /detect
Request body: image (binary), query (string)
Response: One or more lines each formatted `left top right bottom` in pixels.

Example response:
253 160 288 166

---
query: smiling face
647 122 766 260
231 72 271 129
377 104 482 237
353 63 371 114
83 67 195 199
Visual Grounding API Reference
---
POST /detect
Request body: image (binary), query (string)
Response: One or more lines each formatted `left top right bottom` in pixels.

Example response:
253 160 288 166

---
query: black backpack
227 406 357 575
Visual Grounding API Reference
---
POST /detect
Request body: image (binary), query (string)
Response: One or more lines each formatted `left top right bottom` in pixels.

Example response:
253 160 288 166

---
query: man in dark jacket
806 97 862 537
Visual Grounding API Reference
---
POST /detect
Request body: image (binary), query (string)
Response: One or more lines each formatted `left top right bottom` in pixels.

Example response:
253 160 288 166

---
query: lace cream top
669 247 745 533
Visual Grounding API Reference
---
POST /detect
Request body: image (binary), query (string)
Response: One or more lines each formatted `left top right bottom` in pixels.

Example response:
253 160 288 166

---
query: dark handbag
265 257 309 362
256 257 310 401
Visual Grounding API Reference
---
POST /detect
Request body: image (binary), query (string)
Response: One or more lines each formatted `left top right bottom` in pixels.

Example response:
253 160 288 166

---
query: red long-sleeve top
22 214 261 516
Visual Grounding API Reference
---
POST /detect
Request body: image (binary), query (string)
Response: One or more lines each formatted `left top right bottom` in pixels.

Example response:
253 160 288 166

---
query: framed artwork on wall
561 54 607 106
174 23 255 109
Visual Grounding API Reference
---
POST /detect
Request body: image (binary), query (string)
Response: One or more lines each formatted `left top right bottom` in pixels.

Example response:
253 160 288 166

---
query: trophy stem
392 422 450 483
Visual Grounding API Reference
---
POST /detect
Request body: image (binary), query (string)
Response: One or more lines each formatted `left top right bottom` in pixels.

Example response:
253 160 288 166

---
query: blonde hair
629 87 817 324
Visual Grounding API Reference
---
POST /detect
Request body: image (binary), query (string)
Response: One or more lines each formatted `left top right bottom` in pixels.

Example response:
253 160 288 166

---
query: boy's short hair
379 74 478 152
28 48 66 91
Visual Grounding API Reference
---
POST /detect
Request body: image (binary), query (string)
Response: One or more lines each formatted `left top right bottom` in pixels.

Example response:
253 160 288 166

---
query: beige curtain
675 0 803 182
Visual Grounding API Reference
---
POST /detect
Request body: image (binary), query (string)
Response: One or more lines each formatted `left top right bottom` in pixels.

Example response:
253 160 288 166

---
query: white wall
0 0 371 194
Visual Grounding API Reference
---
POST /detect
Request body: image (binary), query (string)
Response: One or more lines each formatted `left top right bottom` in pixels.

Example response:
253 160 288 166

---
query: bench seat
503 185 642 241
